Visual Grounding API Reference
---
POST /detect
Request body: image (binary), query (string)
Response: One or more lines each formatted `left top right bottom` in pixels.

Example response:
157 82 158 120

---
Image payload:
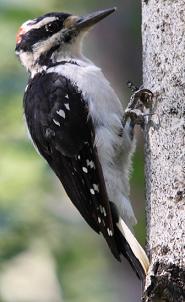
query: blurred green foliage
0 1 144 301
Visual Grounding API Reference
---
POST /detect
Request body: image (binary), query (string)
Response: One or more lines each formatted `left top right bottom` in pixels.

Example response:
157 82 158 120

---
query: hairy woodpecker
15 8 149 280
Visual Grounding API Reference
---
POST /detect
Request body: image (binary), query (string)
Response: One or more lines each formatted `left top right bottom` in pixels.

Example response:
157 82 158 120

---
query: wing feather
24 72 120 259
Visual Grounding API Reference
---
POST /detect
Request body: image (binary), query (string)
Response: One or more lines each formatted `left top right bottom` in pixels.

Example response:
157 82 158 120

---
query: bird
15 7 149 280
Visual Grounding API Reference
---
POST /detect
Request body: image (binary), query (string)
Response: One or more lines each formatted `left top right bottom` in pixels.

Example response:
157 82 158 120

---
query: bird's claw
123 88 153 129
124 109 145 128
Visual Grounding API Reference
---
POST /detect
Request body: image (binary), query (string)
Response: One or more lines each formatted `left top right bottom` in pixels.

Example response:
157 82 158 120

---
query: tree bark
141 1 185 301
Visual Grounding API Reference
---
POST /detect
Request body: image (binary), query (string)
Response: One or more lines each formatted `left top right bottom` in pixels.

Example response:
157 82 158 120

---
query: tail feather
116 217 149 280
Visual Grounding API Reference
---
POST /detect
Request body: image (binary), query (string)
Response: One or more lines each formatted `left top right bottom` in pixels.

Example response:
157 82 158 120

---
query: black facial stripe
63 30 76 43
37 44 60 66
35 32 78 66
17 24 60 52
17 13 71 52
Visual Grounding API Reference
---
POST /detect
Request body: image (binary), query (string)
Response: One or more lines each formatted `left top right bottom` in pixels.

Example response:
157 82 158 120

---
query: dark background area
0 1 145 301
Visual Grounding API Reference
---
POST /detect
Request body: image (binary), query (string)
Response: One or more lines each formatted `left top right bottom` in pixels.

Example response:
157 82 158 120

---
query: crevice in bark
143 263 185 302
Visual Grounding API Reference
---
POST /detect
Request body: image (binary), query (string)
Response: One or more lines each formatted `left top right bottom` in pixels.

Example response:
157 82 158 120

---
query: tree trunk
141 1 185 301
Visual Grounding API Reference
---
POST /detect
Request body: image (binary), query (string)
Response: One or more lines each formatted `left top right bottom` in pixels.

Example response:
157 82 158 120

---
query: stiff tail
115 217 149 280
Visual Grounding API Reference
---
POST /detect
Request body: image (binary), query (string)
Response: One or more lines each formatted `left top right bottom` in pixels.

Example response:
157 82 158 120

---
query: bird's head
15 8 116 74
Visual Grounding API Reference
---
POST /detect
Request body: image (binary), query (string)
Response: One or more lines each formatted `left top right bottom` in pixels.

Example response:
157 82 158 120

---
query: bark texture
142 1 185 301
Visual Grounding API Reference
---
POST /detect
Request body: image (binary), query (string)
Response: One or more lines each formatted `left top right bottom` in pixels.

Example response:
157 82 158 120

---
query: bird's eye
45 22 59 32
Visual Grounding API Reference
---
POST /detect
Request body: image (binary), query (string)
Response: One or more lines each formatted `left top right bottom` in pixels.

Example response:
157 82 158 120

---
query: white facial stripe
57 109 65 118
22 19 33 28
32 17 58 29
33 31 61 56
21 16 58 33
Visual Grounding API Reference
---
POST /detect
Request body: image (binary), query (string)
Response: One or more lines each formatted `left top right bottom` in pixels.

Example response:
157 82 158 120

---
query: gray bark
141 1 185 301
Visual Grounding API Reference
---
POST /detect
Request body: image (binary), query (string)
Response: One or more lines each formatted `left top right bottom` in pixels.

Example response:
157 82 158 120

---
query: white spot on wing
78 155 81 160
86 159 95 169
107 228 113 237
103 207 107 217
64 103 70 110
90 188 95 195
82 167 88 173
93 184 99 192
100 206 106 216
98 217 101 224
65 94 69 99
57 109 65 118
53 119 60 126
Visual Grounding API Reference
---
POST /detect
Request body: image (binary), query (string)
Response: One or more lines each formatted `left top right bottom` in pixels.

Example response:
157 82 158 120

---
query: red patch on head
16 26 26 44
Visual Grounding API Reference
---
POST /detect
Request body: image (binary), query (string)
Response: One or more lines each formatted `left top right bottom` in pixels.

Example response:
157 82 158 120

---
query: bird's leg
122 88 153 136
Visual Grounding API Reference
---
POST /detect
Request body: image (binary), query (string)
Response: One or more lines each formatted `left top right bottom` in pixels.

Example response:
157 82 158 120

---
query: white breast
47 60 123 122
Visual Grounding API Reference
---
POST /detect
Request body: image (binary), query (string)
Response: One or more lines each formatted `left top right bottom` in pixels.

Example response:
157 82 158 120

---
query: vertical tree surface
142 1 185 301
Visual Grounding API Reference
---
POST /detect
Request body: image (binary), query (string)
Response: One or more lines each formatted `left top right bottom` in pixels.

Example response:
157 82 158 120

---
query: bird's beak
64 8 116 31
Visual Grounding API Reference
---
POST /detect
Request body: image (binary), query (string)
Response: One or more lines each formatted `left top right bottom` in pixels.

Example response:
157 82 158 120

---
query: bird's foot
123 88 153 129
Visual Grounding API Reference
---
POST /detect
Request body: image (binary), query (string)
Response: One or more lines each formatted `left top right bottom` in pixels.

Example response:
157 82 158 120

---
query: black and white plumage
16 8 149 280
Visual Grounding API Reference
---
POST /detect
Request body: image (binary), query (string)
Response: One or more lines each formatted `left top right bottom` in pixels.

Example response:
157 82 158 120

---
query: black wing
24 72 120 260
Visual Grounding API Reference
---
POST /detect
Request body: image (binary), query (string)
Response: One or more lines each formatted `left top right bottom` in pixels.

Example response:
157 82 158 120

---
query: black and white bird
15 7 149 280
